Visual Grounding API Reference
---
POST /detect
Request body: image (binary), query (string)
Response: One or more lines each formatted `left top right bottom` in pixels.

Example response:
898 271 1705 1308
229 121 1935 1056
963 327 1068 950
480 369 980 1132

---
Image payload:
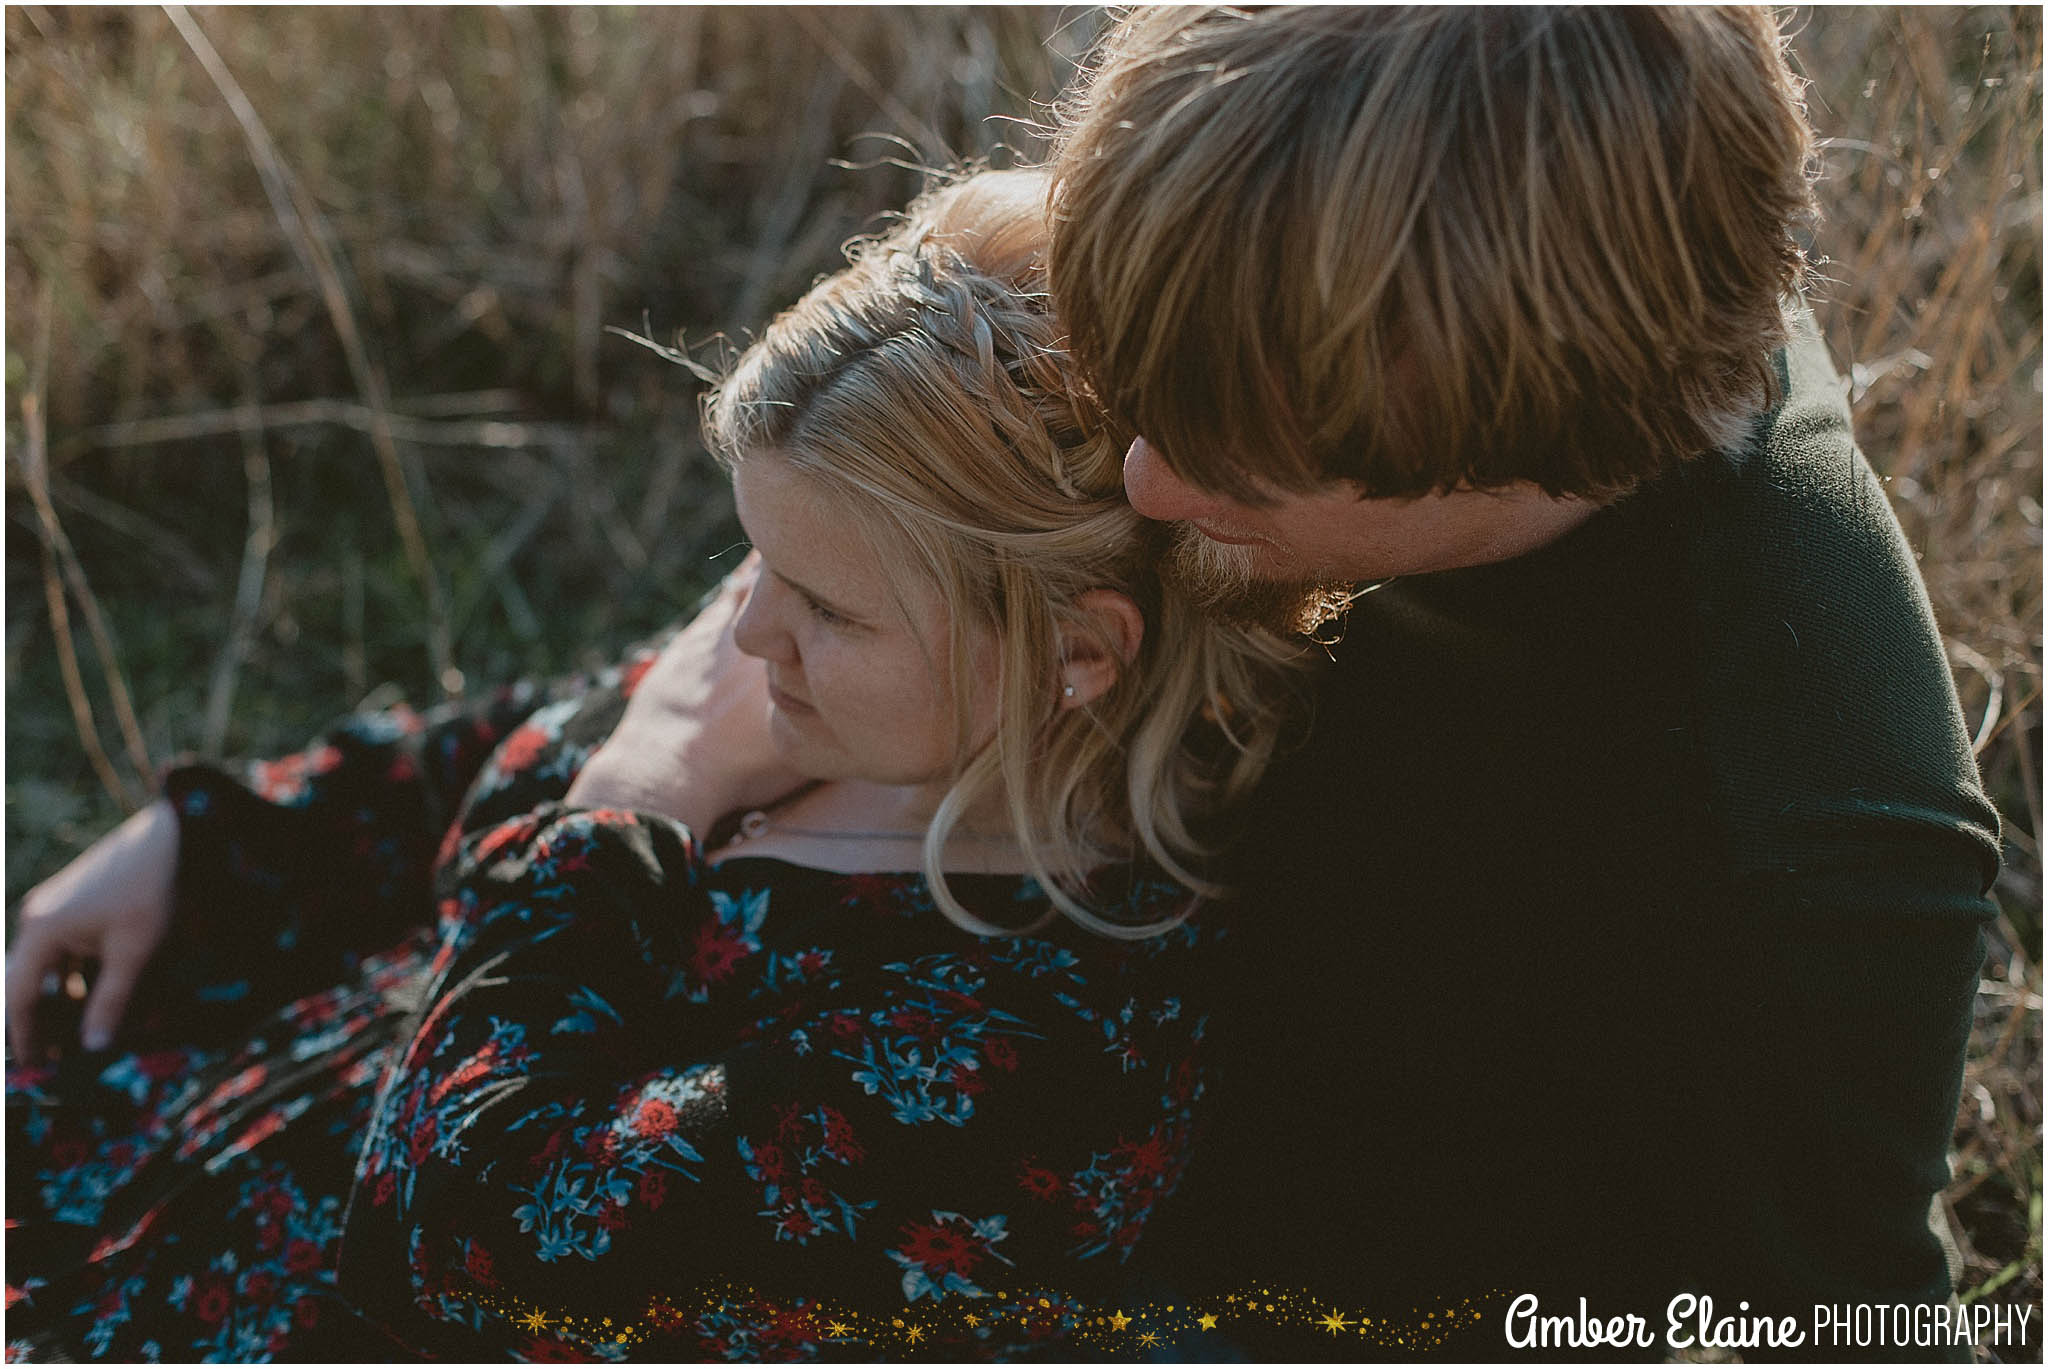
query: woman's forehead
732 455 933 622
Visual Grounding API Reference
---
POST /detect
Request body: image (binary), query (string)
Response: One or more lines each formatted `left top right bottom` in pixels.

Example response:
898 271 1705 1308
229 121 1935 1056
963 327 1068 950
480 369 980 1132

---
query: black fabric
1137 321 2000 1361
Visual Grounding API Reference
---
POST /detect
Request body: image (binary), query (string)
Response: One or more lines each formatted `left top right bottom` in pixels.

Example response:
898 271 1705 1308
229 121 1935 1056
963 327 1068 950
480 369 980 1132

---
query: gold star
517 1310 552 1334
905 1326 925 1344
963 1314 981 1328
1138 1332 1162 1348
1318 1310 1353 1336
825 1321 852 1338
1197 1314 1218 1332
1108 1311 1132 1331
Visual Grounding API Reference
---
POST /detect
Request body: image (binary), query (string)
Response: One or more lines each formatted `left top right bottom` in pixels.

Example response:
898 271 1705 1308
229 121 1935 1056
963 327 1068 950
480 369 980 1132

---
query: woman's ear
1058 589 1145 710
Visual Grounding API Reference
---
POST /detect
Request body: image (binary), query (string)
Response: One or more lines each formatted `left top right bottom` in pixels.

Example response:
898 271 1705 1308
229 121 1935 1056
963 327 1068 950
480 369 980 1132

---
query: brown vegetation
5 4 2039 1349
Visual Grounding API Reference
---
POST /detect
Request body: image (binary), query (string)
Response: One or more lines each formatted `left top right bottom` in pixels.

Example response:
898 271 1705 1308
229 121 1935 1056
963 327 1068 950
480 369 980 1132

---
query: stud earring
1063 684 1076 698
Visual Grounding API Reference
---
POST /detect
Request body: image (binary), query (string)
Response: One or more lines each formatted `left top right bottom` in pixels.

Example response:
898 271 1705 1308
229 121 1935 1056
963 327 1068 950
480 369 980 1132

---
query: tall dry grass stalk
4 3 2040 1342
1794 7 2042 1339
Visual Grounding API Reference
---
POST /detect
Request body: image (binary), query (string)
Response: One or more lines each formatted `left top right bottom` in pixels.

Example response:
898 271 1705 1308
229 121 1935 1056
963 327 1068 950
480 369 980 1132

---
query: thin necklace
728 809 1018 845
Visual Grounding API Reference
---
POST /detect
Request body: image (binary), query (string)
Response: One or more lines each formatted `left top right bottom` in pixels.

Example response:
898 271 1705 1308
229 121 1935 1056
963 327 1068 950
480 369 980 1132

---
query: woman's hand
7 797 179 1059
566 554 808 834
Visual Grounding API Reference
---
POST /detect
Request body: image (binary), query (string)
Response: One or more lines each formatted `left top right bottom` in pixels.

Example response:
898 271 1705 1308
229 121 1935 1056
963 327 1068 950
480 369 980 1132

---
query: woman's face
730 454 999 793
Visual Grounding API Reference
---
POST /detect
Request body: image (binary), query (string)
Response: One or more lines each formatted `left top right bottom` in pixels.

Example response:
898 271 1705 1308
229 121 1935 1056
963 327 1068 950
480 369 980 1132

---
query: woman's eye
802 595 846 627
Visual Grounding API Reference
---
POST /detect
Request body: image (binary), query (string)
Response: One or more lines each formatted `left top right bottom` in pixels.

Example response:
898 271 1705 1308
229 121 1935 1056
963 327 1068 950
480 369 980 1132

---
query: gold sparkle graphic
448 1279 1504 1357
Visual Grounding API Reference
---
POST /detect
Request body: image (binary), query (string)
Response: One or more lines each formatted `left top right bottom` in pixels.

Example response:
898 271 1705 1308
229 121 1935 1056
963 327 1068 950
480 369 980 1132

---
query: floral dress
5 644 1225 1361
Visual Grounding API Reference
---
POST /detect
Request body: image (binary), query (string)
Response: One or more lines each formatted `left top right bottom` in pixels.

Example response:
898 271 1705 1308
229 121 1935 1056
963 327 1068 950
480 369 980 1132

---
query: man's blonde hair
704 170 1310 937
1049 6 1817 502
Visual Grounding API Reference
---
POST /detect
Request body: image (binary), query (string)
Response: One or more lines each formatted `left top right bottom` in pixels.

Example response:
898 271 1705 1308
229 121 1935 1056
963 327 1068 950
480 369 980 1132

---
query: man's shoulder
1647 322 2000 889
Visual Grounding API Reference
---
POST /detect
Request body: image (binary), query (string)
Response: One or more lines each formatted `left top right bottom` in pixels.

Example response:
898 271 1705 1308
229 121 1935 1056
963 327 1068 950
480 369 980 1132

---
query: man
1047 6 2000 1358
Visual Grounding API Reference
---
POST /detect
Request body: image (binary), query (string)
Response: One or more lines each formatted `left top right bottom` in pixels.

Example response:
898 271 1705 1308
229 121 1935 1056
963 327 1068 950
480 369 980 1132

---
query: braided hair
703 170 1311 938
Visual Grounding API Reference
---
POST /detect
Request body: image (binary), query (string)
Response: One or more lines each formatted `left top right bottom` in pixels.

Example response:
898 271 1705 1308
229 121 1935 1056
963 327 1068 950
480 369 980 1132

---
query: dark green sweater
1146 320 2002 1359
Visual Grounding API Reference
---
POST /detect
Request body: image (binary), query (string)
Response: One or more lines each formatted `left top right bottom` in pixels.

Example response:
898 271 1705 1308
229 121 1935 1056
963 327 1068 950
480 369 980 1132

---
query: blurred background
5 4 2040 1350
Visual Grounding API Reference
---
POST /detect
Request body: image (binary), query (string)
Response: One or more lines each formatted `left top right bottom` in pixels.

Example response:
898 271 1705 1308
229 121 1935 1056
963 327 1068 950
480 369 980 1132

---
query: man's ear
1058 589 1145 710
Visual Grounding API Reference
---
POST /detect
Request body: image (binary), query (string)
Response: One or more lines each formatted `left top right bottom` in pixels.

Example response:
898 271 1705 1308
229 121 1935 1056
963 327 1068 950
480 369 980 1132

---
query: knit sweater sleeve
1675 323 1999 1354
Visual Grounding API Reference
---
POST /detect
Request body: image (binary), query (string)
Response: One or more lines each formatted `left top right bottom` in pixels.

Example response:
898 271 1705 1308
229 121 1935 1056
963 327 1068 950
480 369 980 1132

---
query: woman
5 170 1310 1360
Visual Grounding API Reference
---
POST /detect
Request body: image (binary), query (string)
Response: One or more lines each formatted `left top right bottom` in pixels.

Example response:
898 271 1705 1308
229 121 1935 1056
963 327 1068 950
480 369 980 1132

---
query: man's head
1049 6 1816 583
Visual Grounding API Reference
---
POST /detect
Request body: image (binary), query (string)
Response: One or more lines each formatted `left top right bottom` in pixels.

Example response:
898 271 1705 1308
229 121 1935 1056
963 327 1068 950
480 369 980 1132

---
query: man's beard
1161 524 1356 638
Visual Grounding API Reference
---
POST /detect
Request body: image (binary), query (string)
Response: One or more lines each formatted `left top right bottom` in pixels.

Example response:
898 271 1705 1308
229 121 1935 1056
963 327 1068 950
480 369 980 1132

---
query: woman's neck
707 778 1030 875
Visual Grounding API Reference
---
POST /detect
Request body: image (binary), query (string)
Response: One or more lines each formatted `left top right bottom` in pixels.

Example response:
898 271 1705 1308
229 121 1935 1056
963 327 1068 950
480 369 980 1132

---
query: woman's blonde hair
703 169 1310 938
1049 6 1818 504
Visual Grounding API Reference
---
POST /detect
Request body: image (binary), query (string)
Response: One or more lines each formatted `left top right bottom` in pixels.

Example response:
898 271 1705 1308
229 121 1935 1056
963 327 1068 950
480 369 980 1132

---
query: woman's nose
1121 437 1235 523
730 568 792 664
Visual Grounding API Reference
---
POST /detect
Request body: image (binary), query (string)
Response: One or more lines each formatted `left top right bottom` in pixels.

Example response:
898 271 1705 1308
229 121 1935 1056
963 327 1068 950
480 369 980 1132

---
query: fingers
5 922 55 1061
79 939 146 1053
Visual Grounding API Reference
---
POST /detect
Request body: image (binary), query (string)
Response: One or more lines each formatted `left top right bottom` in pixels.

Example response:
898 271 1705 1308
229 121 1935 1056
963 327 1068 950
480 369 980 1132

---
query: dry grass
5 4 2040 1350
1791 10 2042 1350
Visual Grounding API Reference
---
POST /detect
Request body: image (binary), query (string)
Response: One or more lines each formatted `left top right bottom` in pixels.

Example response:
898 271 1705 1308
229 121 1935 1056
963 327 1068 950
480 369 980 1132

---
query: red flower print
1070 1218 1099 1238
645 1298 685 1333
597 1202 629 1232
519 1334 591 1362
465 1243 497 1285
1115 1132 1172 1181
475 816 542 865
580 1128 618 1163
983 1037 1020 1072
937 989 983 1014
779 1208 817 1240
764 1306 818 1346
949 1062 988 1096
796 949 827 975
821 1107 864 1164
285 1239 323 1274
751 1143 787 1183
897 1218 984 1277
407 1113 439 1164
800 1177 827 1206
888 1007 940 1040
826 1012 863 1040
242 1270 278 1305
495 723 551 775
255 1218 284 1252
1017 1163 1063 1201
435 820 465 870
774 1101 805 1141
637 1169 669 1210
374 1170 397 1206
531 1128 568 1172
689 923 753 985
840 873 896 908
193 1277 233 1324
294 1296 321 1329
632 1098 678 1138
137 1049 190 1081
620 655 657 697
